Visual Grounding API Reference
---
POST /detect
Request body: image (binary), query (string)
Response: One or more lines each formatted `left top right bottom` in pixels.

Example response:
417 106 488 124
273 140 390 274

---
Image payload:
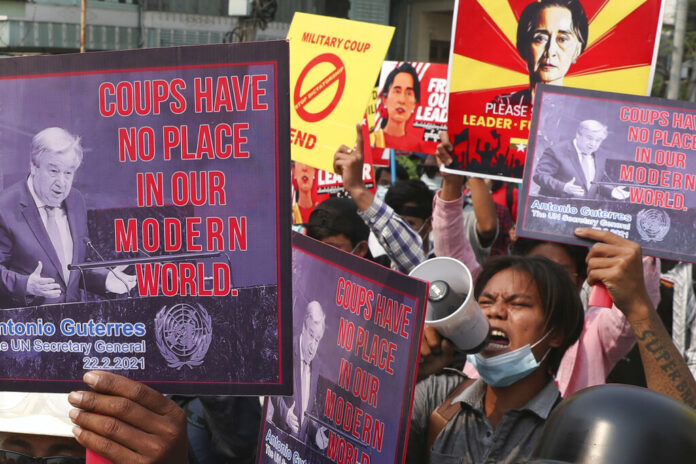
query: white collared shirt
573 139 595 190
298 333 310 427
27 177 73 280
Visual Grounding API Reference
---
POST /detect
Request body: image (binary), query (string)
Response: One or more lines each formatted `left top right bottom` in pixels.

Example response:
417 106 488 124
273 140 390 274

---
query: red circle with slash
294 53 346 123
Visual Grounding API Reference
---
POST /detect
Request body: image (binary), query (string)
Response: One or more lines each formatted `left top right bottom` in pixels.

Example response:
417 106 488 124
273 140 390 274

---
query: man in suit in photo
272 300 326 442
533 120 629 200
0 127 135 309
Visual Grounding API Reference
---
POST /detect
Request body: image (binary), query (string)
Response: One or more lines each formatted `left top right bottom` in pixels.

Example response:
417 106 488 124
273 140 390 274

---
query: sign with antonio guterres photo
0 42 292 395
518 85 696 263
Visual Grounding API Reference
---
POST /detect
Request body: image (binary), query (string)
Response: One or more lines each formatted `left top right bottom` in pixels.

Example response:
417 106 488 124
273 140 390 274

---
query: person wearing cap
332 125 427 273
0 371 187 463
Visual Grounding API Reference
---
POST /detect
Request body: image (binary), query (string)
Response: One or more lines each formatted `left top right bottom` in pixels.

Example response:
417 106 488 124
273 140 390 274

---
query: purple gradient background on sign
0 63 278 286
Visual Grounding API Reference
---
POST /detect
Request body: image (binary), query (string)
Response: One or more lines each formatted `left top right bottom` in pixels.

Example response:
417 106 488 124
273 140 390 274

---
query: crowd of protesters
3 0 696 459
3 122 696 463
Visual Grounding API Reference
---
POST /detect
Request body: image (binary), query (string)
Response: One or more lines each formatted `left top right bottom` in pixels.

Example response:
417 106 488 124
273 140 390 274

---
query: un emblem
154 303 212 369
636 209 670 243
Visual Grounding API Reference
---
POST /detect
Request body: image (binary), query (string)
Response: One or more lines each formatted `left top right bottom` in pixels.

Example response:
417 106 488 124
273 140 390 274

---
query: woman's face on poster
384 72 417 126
293 162 315 193
528 6 582 86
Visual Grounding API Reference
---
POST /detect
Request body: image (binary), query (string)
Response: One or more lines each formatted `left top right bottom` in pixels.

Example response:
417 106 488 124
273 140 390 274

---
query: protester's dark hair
380 62 421 102
384 180 434 220
511 237 588 281
516 0 588 61
376 166 409 184
306 197 369 247
474 255 584 374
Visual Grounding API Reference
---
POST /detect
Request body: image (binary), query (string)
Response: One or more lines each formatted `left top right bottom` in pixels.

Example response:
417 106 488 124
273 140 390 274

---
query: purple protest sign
518 85 696 262
0 42 292 395
259 233 427 464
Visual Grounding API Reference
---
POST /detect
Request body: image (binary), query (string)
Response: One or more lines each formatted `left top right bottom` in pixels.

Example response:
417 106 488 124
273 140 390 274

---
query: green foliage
396 154 420 179
653 0 696 100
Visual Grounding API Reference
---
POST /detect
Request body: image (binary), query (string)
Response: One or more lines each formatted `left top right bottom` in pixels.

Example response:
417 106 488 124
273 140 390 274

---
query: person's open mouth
487 329 510 351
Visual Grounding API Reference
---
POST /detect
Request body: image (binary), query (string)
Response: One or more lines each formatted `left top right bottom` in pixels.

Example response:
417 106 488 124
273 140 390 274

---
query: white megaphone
409 257 489 352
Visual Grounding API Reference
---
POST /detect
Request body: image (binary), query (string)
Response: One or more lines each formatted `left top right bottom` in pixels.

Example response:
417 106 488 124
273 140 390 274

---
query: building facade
0 0 390 55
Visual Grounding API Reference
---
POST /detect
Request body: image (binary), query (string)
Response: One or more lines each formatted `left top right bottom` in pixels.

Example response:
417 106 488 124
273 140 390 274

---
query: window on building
429 40 450 64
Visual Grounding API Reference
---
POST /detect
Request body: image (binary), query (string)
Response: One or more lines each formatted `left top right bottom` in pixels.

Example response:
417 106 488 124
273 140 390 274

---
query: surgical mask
375 185 388 201
350 241 364 255
467 330 552 387
416 217 431 236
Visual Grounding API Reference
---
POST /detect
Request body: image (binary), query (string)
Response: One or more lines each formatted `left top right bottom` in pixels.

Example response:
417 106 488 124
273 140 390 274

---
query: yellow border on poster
288 13 394 173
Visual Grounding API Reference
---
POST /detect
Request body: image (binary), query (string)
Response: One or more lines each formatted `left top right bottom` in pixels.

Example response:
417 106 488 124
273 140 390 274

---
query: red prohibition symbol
294 53 346 123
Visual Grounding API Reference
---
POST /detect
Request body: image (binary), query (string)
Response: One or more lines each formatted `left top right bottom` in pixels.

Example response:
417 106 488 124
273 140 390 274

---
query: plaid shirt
358 196 425 274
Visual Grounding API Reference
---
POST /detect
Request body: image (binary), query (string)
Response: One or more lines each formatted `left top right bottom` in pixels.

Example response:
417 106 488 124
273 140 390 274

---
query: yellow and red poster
446 0 664 182
288 13 394 173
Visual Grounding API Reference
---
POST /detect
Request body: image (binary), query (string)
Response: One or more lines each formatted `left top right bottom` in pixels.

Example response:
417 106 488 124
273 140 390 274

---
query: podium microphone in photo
409 257 489 352
82 238 135 297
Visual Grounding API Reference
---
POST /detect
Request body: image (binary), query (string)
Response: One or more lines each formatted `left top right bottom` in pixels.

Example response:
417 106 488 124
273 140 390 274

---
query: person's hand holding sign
563 177 585 197
436 131 465 201
576 228 696 408
68 371 187 464
576 228 649 312
333 124 374 212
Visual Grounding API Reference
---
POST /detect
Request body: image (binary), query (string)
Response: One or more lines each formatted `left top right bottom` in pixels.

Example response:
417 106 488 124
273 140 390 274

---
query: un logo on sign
636 208 670 243
155 303 213 369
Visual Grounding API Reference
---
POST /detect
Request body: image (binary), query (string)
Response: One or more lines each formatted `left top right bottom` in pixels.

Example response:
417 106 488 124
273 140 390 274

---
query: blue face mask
467 331 552 387
375 185 389 201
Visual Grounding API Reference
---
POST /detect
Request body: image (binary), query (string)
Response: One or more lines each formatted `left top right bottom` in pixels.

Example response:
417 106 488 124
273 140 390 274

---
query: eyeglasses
0 450 85 464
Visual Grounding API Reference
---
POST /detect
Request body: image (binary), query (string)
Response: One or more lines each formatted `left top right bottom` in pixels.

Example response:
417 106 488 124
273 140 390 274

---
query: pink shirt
432 190 661 397
432 191 481 281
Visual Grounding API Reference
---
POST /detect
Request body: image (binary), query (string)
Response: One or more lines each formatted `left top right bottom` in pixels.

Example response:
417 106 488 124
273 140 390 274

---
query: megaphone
409 257 489 352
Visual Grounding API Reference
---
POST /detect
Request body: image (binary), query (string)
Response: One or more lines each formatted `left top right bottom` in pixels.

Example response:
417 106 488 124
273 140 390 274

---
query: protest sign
259 232 427 464
369 61 448 156
292 125 376 226
0 42 292 395
446 0 664 182
518 85 696 263
287 13 394 173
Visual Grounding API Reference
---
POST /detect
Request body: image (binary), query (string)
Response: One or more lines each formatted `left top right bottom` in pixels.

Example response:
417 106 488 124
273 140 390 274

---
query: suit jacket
0 180 107 309
272 340 320 442
533 140 613 200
